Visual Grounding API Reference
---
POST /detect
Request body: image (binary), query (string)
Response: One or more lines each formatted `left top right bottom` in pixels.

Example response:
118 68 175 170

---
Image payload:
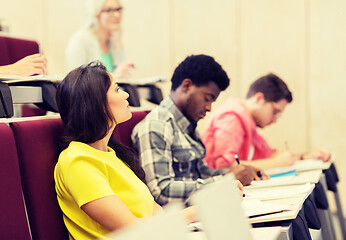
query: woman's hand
111 27 123 50
113 62 135 79
1 53 47 76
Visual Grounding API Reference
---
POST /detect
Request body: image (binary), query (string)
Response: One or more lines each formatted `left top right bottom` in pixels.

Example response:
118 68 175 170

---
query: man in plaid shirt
132 55 261 206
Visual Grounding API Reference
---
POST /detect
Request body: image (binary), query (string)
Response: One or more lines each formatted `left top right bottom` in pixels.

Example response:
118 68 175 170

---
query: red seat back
0 37 11 66
21 105 47 117
11 118 69 240
0 123 31 239
0 36 39 65
113 111 150 147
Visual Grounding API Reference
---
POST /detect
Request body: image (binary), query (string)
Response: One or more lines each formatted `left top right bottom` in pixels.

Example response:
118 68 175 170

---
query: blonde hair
85 0 106 29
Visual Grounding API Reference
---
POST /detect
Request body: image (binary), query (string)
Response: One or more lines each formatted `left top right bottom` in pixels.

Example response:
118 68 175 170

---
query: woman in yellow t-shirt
54 61 162 239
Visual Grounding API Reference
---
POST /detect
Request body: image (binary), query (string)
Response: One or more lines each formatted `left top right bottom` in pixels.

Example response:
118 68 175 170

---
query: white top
65 27 125 72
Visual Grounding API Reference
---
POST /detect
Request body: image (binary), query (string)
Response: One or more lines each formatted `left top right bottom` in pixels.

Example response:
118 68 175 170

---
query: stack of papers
242 199 293 218
244 183 313 200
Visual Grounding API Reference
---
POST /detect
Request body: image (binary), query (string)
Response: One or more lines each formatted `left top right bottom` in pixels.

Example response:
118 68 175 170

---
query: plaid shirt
131 97 226 205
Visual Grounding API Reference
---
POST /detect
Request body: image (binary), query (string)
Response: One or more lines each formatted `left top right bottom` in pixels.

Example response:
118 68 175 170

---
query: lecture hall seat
0 123 31 240
11 118 68 240
0 35 48 117
113 110 150 147
7 111 149 239
0 35 39 65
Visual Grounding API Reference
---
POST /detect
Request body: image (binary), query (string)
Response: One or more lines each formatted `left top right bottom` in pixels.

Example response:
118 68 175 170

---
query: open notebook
190 174 282 240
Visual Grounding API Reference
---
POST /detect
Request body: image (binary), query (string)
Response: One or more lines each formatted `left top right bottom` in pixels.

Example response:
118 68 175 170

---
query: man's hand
228 164 269 186
229 164 256 186
235 180 244 198
302 148 331 162
273 150 299 167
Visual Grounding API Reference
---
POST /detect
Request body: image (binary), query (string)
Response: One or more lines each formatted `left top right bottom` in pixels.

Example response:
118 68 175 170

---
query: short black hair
171 54 230 91
246 73 293 103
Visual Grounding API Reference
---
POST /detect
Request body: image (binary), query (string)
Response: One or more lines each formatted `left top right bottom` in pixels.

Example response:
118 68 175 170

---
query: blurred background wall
1 0 345 213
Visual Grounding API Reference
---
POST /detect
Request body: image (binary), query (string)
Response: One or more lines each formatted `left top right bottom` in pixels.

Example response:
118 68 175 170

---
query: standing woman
65 0 134 78
54 62 159 239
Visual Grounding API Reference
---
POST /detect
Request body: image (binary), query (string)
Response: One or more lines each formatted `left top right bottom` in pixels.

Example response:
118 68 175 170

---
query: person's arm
244 148 330 170
226 163 267 185
0 53 47 76
203 113 247 169
300 148 331 162
110 27 123 51
135 120 219 205
81 195 140 231
113 61 135 79
60 154 149 232
153 202 163 213
242 150 299 170
203 113 271 184
109 30 134 79
202 113 260 183
209 112 298 170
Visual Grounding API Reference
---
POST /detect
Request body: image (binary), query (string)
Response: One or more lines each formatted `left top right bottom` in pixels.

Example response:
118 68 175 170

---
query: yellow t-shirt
54 141 154 240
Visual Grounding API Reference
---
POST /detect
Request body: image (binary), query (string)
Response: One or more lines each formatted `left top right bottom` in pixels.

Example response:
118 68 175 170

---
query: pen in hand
234 154 245 197
234 154 240 165
235 154 263 180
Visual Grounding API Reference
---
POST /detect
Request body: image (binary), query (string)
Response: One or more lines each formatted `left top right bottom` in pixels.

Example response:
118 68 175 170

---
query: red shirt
202 98 276 169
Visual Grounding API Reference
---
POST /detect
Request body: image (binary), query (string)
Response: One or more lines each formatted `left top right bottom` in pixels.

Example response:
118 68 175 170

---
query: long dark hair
56 61 146 182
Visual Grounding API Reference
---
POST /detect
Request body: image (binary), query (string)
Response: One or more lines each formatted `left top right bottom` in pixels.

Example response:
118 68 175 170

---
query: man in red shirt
203 73 330 170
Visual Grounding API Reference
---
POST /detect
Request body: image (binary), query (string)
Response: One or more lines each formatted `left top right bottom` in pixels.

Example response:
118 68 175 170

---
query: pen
234 154 240 165
235 154 262 180
257 171 262 178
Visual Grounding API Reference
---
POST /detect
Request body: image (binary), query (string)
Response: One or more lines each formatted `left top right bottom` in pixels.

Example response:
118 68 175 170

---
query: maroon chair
0 36 39 65
21 104 47 117
11 118 69 240
113 111 150 147
0 123 31 239
0 36 46 117
0 37 11 66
